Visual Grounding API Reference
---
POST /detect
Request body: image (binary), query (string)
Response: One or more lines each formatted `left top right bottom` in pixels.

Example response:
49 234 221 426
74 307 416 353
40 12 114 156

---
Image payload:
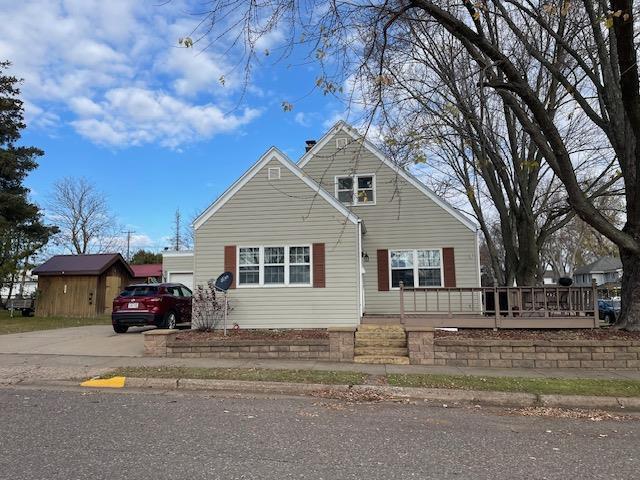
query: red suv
111 283 192 333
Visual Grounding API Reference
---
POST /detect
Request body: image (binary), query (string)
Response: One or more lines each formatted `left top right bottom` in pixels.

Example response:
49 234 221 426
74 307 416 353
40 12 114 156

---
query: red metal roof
33 253 134 277
131 264 162 278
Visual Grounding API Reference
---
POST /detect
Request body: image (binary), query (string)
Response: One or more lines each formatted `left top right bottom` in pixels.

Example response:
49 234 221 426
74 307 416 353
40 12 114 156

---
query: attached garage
167 272 193 290
162 251 194 290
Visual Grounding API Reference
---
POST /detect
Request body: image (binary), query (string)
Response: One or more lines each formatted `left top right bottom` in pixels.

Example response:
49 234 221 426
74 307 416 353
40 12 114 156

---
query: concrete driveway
0 325 151 357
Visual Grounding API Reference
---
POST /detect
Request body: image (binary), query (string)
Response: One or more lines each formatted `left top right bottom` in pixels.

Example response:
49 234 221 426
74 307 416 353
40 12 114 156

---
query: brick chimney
305 140 317 152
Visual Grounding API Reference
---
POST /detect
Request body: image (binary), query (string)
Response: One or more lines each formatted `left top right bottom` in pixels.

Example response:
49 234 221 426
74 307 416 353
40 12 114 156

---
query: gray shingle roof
574 256 622 275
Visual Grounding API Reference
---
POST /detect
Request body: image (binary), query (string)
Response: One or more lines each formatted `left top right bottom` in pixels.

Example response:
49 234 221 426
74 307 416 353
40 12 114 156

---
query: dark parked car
598 299 621 324
111 283 192 333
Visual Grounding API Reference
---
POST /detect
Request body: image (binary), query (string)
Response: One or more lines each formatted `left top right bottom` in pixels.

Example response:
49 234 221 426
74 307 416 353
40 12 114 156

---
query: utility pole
174 209 181 251
126 230 135 261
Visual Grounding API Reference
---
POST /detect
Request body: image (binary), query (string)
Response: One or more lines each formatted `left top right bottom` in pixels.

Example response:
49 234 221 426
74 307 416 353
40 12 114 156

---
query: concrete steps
354 355 410 365
355 339 408 348
354 346 409 356
353 324 409 365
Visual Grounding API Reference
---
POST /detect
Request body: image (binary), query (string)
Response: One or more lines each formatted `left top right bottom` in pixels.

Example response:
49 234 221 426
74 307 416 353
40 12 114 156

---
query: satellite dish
558 277 573 287
214 271 233 292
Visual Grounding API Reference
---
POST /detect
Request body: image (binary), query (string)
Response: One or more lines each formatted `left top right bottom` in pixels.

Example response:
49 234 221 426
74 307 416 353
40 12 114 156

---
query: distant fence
398 281 598 329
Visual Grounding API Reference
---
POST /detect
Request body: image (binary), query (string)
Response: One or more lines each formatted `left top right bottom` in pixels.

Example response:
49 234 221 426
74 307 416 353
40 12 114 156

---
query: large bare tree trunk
618 242 640 331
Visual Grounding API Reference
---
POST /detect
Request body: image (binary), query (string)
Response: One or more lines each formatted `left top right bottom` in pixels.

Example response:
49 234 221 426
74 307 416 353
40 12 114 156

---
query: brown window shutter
443 247 456 287
312 243 325 288
224 245 236 289
377 249 389 291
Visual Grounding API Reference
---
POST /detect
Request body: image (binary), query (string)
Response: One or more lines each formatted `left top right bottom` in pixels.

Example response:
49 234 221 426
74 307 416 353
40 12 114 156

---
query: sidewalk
2 352 640 384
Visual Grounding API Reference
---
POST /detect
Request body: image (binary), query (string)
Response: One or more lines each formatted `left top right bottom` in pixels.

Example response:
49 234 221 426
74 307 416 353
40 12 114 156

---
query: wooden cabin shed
32 254 134 317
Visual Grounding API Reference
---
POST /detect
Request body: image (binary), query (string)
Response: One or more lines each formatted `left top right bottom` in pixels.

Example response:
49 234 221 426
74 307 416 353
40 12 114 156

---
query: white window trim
237 245 313 288
334 173 377 206
388 248 444 290
268 167 280 180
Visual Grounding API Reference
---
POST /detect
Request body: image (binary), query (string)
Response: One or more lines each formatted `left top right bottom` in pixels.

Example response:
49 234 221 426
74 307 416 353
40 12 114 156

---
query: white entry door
168 272 193 291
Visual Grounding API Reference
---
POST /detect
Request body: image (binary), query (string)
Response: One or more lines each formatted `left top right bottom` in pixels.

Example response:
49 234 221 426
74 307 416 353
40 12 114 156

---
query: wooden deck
367 282 602 329
361 314 599 329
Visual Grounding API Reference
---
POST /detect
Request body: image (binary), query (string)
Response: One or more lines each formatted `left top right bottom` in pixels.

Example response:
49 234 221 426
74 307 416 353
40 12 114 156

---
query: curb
11 377 639 412
117 377 640 412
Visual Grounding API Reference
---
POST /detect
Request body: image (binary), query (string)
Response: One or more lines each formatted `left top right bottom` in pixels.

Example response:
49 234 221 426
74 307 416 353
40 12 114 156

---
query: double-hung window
390 249 442 288
264 247 285 284
289 246 311 284
335 174 375 205
238 246 311 286
238 247 260 285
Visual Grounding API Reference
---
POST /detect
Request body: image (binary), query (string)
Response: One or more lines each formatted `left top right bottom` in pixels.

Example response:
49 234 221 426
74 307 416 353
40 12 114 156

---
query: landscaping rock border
144 328 357 362
433 337 640 369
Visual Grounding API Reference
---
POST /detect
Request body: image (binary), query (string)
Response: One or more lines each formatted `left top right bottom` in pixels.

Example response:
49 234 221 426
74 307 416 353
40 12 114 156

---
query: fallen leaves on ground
311 387 393 403
174 328 328 342
436 328 640 341
505 406 639 421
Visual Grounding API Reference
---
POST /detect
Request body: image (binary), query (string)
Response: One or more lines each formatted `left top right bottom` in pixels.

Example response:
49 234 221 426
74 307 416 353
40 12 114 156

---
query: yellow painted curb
80 376 126 388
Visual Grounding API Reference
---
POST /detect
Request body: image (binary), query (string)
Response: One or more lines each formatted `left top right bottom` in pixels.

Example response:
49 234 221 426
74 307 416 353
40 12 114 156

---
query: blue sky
1 0 352 251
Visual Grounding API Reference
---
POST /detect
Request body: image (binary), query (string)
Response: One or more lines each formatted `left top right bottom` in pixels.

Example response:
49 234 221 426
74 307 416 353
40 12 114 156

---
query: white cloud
294 112 311 127
128 234 154 249
69 97 103 117
322 111 346 129
71 87 260 148
0 0 261 148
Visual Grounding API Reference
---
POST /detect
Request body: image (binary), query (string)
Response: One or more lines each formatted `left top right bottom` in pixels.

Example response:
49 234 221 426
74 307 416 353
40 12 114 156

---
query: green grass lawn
0 309 111 335
387 373 640 398
105 365 640 398
108 366 368 385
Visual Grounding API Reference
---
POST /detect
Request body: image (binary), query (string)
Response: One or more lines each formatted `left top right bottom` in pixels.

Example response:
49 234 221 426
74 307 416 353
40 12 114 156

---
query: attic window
268 167 281 180
335 174 376 205
336 138 348 149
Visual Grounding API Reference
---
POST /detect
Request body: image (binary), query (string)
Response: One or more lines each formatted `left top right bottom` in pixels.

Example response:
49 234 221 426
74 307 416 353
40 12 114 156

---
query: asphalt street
0 386 638 479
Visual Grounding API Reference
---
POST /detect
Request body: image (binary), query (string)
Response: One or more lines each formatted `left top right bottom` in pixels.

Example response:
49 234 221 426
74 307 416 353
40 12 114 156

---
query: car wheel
113 324 129 333
163 311 177 330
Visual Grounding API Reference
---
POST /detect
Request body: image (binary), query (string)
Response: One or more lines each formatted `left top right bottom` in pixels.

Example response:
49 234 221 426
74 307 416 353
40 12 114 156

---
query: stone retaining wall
433 338 640 369
144 328 356 362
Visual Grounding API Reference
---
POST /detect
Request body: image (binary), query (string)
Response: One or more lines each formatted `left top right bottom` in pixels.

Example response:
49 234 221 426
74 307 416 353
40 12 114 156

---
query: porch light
361 251 369 262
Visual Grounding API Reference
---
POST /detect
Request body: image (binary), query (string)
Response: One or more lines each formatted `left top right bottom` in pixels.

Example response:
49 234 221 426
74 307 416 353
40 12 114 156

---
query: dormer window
335 174 376 205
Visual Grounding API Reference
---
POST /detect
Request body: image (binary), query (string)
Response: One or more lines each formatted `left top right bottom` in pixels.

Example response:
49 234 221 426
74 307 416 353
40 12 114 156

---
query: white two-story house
175 122 480 328
573 257 622 287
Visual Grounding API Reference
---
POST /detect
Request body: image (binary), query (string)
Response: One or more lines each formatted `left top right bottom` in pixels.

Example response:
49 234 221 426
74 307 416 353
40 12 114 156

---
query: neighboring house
542 270 556 285
32 254 134 317
189 122 480 328
130 264 163 284
162 251 194 290
1 269 37 301
573 256 622 287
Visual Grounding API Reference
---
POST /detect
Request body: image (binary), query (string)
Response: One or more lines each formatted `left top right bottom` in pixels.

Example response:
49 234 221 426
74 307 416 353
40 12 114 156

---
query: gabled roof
131 264 162 278
298 121 478 232
193 147 360 230
574 256 622 275
33 253 134 277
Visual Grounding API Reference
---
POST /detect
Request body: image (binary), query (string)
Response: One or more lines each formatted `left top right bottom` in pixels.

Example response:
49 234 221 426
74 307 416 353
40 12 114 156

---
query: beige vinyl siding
302 133 480 315
163 252 194 281
195 158 360 328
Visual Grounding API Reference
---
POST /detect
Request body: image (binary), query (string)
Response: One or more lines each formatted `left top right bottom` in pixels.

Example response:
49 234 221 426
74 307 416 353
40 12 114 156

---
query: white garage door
168 272 193 291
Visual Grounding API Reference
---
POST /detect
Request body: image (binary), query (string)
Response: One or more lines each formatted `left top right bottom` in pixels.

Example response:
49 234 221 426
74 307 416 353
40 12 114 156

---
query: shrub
192 281 232 331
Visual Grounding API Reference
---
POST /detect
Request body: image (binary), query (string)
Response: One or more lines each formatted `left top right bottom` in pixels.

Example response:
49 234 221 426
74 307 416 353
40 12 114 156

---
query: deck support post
399 281 405 324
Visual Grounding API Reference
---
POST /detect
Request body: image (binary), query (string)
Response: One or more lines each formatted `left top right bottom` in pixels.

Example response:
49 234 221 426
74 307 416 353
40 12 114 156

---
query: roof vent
305 140 316 152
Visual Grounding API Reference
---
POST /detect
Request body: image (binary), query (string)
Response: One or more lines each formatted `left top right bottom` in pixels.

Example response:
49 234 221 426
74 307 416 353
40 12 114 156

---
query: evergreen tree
0 60 57 302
